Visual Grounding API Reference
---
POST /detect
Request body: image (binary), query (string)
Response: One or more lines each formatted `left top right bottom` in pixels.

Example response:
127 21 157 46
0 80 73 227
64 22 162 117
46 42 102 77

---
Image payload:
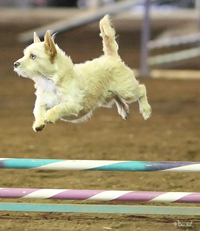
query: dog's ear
44 30 57 58
33 32 41 43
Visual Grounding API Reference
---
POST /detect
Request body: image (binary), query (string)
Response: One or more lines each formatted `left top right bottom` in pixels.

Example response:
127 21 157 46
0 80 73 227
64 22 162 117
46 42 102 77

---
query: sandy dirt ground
0 15 200 231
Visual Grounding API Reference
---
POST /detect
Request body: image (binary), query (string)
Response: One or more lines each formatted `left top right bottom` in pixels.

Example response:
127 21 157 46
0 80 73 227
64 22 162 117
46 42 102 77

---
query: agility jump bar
0 188 200 203
0 158 200 172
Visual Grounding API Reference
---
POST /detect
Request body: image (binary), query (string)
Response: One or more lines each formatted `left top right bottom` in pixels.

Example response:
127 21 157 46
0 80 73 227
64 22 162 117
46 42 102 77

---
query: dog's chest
34 77 67 107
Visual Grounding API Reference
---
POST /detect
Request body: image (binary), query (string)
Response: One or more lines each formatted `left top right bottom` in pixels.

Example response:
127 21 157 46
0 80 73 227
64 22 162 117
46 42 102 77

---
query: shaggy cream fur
14 15 151 132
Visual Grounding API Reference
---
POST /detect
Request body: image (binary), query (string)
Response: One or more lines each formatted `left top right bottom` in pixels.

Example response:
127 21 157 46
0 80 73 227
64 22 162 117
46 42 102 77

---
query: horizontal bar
18 0 145 43
148 32 200 50
0 203 200 215
0 188 200 203
149 47 200 66
0 158 200 172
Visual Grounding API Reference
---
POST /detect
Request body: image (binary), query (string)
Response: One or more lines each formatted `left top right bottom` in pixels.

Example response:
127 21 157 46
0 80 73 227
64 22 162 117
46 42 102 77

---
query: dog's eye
30 54 36 60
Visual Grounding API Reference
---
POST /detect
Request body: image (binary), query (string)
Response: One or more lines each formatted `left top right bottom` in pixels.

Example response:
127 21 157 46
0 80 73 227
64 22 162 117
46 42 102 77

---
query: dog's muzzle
14 62 20 68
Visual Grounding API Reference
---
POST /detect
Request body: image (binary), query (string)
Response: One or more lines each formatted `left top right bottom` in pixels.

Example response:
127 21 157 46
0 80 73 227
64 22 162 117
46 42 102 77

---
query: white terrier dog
14 15 151 132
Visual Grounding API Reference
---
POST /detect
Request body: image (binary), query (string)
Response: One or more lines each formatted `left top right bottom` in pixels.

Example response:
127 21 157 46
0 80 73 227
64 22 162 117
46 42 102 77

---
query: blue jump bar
0 158 200 172
0 203 200 215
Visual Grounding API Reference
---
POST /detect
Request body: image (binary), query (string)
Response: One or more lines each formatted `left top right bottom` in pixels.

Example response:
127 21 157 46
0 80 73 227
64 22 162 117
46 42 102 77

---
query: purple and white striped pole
0 188 200 203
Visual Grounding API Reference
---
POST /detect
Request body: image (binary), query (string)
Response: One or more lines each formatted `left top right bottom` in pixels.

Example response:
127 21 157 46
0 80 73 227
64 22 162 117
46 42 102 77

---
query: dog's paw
121 106 129 120
33 120 46 132
140 104 152 120
45 110 58 124
123 104 130 120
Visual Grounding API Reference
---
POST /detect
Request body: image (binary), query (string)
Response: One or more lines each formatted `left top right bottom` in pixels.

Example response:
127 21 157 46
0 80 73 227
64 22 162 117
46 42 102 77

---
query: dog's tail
100 15 119 57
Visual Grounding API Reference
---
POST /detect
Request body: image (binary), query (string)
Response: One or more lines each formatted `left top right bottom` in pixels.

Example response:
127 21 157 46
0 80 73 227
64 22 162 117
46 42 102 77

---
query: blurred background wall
0 0 196 8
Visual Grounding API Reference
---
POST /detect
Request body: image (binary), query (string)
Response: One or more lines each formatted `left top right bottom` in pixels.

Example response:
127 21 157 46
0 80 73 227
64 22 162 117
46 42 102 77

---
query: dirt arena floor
0 15 200 231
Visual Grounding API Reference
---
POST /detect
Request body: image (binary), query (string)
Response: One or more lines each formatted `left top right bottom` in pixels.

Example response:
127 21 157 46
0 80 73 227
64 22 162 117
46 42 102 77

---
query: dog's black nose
14 62 20 68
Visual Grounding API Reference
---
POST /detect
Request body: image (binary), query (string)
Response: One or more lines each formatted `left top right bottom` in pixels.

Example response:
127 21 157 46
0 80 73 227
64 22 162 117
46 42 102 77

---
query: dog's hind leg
113 82 151 120
114 96 129 120
137 84 152 120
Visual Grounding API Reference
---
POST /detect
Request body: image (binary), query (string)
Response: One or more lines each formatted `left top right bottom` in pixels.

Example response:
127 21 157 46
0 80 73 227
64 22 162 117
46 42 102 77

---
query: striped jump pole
1 158 200 216
0 188 200 203
1 158 200 172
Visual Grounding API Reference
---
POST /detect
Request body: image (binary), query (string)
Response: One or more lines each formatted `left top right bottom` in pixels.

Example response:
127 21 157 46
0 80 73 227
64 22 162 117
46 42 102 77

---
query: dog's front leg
33 104 47 132
45 102 81 124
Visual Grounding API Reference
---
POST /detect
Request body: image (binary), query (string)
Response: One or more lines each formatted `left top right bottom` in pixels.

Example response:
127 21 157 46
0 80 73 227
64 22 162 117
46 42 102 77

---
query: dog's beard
14 68 29 78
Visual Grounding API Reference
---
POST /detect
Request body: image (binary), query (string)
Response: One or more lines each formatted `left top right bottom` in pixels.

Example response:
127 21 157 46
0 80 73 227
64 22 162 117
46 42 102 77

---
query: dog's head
14 31 58 80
